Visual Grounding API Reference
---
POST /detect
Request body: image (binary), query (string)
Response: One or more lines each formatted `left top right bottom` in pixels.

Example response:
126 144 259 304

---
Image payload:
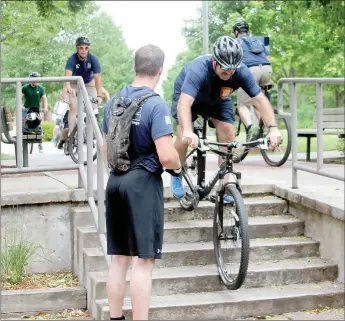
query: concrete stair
71 193 344 320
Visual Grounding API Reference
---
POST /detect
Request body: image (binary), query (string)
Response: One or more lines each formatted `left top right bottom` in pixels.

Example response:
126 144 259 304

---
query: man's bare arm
94 73 102 97
154 135 181 169
177 93 195 133
251 91 276 127
64 69 73 90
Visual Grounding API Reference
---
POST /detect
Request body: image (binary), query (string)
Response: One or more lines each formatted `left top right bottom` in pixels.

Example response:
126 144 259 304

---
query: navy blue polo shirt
65 53 101 84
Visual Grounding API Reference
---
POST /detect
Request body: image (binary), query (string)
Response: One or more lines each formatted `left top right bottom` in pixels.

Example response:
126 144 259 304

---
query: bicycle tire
213 184 249 290
260 116 291 167
67 125 97 165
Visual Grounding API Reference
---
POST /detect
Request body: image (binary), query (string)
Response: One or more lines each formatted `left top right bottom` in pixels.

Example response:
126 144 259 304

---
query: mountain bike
233 84 292 166
179 116 269 290
67 98 102 165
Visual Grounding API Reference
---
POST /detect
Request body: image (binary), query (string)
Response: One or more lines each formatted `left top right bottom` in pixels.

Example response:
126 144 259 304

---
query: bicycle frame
182 118 243 204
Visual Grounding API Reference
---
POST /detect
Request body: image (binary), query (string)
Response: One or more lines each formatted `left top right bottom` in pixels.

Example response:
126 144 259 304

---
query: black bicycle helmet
233 20 249 33
75 36 91 46
213 36 243 70
29 72 41 77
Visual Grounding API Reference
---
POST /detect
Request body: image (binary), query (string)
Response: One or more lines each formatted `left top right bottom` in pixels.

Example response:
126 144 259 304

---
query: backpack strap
133 93 160 107
129 93 160 169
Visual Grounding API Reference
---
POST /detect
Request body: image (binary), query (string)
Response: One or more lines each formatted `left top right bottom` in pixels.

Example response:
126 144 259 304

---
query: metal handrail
277 77 345 188
1 76 110 266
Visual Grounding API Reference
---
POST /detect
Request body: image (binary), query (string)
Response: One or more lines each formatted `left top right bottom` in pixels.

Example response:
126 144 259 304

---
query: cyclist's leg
58 110 69 149
209 100 236 203
85 79 98 109
66 83 78 135
170 95 197 199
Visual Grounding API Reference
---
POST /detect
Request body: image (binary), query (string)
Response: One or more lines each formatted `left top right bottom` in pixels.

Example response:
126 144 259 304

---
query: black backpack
106 92 159 174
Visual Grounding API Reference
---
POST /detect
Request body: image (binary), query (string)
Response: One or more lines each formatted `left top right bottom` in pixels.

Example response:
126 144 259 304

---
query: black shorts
171 95 235 125
105 168 164 259
63 110 69 129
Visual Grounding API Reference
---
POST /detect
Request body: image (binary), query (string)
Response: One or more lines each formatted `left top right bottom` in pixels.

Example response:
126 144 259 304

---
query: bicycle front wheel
213 184 249 290
260 114 291 167
68 125 97 165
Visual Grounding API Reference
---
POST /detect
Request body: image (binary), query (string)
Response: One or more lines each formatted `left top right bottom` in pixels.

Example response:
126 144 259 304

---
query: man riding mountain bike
58 36 103 149
233 19 273 142
170 36 282 200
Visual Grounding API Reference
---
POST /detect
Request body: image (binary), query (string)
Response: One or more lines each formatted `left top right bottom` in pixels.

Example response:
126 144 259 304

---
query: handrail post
77 80 84 188
290 82 298 188
15 81 23 168
316 83 324 171
86 110 94 197
97 144 105 235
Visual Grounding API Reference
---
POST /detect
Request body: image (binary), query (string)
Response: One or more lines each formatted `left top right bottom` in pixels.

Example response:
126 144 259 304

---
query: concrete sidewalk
1 141 344 212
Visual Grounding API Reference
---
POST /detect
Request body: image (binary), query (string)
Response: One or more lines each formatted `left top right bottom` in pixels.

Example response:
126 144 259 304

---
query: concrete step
81 237 319 276
164 196 287 222
71 207 97 275
76 215 304 251
157 237 319 268
76 227 100 283
88 257 338 305
164 215 304 243
97 281 345 320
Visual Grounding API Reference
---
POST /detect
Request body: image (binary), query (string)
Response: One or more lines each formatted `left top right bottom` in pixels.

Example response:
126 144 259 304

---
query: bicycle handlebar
201 137 269 150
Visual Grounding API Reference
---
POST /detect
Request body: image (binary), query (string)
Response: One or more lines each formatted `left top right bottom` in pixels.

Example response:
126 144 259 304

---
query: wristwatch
268 124 277 129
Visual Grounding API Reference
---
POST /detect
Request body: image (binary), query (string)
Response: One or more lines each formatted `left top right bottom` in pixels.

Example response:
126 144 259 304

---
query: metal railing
277 77 345 188
1 76 110 265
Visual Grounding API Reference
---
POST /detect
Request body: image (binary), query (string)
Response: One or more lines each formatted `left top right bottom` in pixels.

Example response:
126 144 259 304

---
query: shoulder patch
165 116 172 125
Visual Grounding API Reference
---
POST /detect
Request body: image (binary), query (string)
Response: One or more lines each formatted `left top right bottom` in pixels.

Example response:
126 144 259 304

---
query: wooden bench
1 106 43 167
297 107 345 161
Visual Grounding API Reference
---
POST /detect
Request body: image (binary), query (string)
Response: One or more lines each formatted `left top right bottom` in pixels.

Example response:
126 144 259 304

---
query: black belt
248 63 271 67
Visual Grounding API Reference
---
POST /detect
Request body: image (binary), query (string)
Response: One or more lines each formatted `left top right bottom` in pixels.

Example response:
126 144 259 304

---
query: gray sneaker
246 124 260 142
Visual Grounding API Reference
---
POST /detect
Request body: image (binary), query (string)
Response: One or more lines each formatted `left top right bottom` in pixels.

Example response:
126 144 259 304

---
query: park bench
297 107 345 161
1 105 43 167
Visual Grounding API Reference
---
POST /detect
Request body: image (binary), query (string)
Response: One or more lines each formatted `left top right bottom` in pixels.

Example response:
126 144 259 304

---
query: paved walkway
1 141 344 212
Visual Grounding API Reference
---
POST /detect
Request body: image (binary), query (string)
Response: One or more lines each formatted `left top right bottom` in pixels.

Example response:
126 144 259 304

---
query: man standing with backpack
233 19 273 142
102 44 181 320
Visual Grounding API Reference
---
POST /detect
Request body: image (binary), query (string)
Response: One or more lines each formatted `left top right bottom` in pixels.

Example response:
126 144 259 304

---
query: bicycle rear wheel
213 184 249 290
260 114 291 167
68 125 97 165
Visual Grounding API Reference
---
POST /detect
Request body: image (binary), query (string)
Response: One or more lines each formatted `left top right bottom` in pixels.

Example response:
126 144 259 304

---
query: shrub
41 121 55 142
1 228 41 285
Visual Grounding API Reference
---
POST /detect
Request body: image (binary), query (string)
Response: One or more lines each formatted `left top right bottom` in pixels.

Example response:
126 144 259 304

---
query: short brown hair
134 44 165 76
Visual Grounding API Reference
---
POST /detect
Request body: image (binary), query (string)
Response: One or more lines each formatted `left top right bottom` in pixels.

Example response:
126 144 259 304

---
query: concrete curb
273 185 345 222
1 287 86 314
1 189 87 206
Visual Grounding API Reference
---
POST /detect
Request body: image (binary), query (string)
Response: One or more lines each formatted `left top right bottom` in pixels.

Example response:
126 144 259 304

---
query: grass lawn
1 153 15 160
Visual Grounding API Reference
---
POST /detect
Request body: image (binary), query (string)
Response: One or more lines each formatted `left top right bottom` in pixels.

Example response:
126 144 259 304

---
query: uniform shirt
65 53 101 84
239 35 270 67
103 85 173 173
22 84 45 108
174 55 261 104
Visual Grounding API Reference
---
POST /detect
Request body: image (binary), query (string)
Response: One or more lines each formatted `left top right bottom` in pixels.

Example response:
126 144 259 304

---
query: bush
41 121 55 142
1 228 41 285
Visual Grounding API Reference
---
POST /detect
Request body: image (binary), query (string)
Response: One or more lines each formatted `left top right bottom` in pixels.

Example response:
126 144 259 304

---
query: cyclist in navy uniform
233 19 273 141
102 44 181 320
170 36 282 200
59 36 102 149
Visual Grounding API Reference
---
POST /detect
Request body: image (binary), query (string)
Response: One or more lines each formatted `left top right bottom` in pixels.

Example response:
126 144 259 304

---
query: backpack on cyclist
241 36 265 54
23 107 42 135
106 92 159 174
